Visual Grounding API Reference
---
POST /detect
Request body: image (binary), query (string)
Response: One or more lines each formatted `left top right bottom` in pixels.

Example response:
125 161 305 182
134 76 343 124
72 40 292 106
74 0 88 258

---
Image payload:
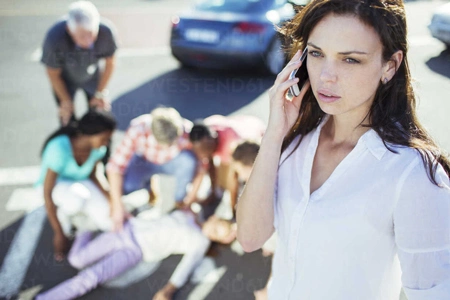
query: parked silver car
428 2 450 48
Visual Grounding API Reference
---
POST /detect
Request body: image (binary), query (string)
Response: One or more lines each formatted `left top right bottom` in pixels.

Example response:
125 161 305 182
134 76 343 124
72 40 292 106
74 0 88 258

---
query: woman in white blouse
237 0 450 299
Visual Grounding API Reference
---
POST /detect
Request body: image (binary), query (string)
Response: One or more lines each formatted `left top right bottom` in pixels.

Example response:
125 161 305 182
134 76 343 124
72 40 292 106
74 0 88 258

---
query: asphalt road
0 0 449 299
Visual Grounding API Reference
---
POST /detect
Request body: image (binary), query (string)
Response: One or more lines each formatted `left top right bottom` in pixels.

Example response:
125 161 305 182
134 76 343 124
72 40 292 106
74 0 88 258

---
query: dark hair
279 0 450 186
189 120 218 142
41 109 116 155
232 141 260 166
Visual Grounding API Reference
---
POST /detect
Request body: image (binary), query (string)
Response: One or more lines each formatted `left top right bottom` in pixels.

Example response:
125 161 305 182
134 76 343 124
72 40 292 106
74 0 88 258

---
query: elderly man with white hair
41 1 117 125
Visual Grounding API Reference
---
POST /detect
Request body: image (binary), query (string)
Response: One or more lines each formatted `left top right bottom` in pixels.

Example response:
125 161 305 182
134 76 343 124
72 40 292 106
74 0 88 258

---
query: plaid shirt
107 114 193 174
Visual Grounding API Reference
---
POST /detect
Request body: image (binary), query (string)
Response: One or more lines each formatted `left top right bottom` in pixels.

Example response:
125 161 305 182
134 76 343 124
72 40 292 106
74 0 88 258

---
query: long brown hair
279 0 450 186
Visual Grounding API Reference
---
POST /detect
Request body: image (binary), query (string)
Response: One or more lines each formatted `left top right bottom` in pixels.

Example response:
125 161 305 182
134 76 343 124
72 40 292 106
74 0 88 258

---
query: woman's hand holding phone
289 47 309 97
267 49 310 139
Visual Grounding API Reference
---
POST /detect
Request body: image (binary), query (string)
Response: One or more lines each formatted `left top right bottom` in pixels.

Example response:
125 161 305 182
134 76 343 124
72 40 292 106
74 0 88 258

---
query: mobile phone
289 47 309 97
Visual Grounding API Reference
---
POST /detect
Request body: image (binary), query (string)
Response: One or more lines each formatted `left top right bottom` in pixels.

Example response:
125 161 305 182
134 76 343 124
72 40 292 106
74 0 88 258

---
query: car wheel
264 38 286 75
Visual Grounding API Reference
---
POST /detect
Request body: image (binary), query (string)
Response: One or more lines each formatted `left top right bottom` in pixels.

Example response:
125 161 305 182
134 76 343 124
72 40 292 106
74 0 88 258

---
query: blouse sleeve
393 157 450 299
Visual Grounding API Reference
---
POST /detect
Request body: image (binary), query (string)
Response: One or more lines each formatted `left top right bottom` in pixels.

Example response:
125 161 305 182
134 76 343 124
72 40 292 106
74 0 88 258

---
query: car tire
264 37 286 76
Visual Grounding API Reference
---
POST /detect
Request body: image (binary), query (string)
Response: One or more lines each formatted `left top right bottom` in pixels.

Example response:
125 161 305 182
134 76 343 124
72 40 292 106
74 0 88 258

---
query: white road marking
0 206 47 298
187 266 227 300
17 284 44 300
6 187 43 212
230 239 245 256
0 166 40 186
29 47 42 62
29 46 171 62
191 257 218 284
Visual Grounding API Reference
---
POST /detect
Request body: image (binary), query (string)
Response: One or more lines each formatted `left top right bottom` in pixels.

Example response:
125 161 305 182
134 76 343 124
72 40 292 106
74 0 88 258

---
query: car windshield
194 0 277 13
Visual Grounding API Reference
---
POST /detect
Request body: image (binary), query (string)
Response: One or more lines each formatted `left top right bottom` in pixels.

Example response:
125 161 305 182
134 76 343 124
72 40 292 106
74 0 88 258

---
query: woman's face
306 13 386 120
89 130 112 149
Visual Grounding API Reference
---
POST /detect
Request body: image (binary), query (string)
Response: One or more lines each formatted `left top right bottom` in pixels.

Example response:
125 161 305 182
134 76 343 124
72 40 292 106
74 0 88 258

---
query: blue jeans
122 150 197 202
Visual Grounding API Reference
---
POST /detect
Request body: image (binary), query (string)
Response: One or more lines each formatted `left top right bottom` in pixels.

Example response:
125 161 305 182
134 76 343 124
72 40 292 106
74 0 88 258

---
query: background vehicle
170 0 303 75
428 2 450 48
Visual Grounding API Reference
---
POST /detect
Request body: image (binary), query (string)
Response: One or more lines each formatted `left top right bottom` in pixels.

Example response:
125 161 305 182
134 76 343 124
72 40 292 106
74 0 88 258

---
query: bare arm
43 169 64 235
43 168 70 260
208 158 217 195
90 163 110 199
106 169 125 231
46 67 73 125
46 67 71 103
237 49 310 252
228 168 239 218
183 166 206 206
96 55 115 93
153 283 178 300
236 132 282 252
183 157 217 206
106 124 138 231
90 56 116 109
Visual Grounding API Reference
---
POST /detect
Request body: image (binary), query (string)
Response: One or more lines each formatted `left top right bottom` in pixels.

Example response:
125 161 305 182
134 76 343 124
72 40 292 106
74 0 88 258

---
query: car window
194 0 275 13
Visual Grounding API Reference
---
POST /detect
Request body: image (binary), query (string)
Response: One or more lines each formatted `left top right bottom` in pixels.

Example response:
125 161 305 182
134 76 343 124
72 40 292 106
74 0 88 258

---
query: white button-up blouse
269 116 450 300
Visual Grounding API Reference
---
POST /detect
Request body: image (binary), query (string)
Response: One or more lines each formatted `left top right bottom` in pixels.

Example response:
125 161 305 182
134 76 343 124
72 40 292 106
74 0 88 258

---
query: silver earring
383 78 388 84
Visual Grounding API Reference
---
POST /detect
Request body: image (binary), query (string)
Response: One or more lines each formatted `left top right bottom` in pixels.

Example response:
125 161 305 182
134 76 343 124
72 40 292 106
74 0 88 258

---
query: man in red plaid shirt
106 107 197 230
